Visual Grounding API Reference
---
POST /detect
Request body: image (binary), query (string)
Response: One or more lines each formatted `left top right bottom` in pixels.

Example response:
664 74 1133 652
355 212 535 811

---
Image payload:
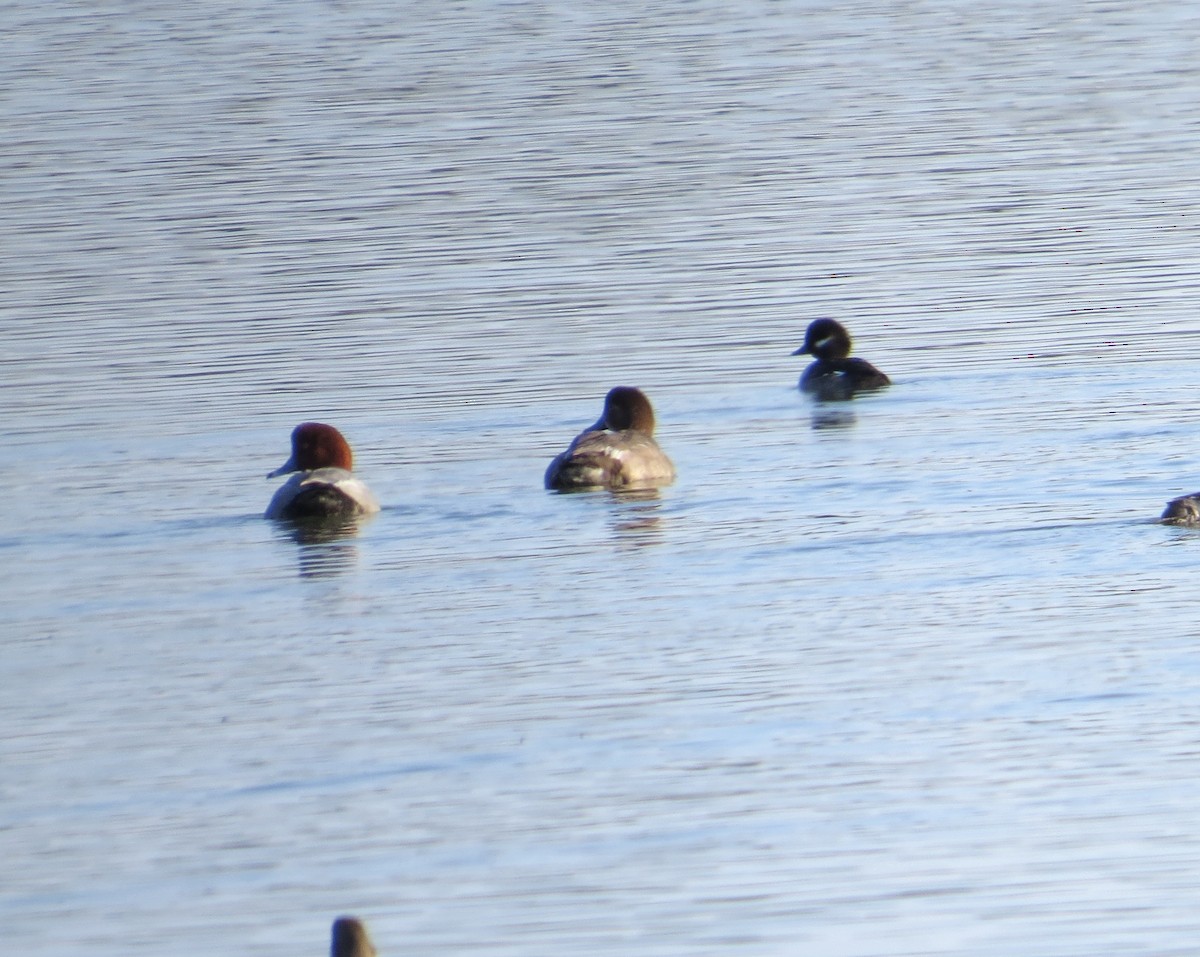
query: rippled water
5 2 1200 955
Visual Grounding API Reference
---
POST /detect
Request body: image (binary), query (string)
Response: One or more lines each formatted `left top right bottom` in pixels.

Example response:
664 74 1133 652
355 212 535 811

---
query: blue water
4 2 1200 955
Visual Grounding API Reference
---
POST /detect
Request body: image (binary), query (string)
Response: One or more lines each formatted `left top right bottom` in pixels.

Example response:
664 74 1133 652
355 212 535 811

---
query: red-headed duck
330 916 376 957
1162 492 1200 526
793 318 891 400
545 386 676 491
265 423 380 520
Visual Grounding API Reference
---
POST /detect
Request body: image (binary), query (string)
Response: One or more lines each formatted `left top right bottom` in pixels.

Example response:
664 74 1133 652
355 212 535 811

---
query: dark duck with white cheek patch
265 422 380 520
545 386 676 491
793 318 891 400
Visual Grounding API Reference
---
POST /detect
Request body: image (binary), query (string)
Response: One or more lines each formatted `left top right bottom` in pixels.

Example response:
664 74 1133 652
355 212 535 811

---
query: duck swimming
265 422 380 520
330 916 376 957
1162 492 1200 526
545 386 676 491
793 318 891 400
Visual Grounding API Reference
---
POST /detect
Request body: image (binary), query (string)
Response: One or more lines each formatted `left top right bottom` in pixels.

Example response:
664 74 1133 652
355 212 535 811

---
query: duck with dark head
545 386 676 491
330 916 376 957
793 318 890 401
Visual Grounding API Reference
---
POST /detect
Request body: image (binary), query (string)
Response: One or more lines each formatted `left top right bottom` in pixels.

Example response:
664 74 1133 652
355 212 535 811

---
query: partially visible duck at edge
265 422 380 521
330 916 377 957
545 386 676 491
793 318 891 400
1162 492 1200 527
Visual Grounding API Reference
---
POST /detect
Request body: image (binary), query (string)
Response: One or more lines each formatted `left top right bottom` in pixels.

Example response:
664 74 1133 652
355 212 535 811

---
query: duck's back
800 357 891 400
1162 493 1200 526
265 468 379 520
546 429 675 490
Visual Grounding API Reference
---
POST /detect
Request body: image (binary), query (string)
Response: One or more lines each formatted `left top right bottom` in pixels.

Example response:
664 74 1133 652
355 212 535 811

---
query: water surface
4 2 1200 955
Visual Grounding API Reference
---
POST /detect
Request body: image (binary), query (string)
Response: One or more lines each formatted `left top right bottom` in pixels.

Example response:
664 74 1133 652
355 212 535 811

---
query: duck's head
601 386 657 435
793 318 852 361
330 916 376 957
268 422 355 477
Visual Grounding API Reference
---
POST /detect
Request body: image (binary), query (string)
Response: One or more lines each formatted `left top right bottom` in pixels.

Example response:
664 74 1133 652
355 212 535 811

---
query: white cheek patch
815 335 835 350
